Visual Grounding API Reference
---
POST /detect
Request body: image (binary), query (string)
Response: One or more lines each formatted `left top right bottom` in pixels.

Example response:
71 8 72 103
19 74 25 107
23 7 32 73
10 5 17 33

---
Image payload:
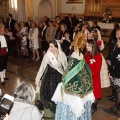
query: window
11 0 17 10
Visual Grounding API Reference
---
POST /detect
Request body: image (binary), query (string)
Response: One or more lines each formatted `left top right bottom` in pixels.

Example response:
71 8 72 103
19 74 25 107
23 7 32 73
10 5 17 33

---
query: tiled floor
0 45 120 120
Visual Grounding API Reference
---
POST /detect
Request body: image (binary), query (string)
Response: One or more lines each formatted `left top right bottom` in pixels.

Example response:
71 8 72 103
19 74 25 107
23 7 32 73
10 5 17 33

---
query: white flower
90 59 96 64
116 54 120 61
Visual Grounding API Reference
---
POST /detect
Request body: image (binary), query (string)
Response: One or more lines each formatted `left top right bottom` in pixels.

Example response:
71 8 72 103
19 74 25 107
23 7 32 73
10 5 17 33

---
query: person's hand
106 60 111 66
66 38 71 43
60 39 63 43
35 80 41 93
69 43 74 50
108 73 113 79
35 80 41 86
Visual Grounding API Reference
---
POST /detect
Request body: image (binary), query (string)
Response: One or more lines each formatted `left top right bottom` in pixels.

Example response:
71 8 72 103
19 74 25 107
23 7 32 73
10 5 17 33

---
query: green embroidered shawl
62 57 93 97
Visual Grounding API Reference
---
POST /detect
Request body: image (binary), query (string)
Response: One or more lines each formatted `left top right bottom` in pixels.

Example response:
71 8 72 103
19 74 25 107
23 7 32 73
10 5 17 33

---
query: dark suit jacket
41 26 48 51
42 27 47 42
107 42 119 65
6 19 16 31
106 42 120 75
65 16 76 29
25 21 32 32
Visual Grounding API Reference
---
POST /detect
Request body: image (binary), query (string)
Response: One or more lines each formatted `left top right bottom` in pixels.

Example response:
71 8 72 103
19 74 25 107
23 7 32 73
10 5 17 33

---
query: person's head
8 14 12 19
20 22 25 28
49 40 58 53
38 21 43 28
43 16 49 21
0 26 5 35
73 25 79 32
86 39 100 58
5 28 9 34
84 22 90 28
92 20 98 26
55 23 59 29
48 20 54 27
116 29 120 40
91 28 102 40
55 16 60 22
14 23 19 30
60 24 67 32
64 31 70 38
88 31 98 41
114 23 119 30
13 81 35 104
31 22 37 28
42 20 48 27
91 34 98 41
76 22 80 28
27 17 31 22
117 39 120 48
91 29 98 36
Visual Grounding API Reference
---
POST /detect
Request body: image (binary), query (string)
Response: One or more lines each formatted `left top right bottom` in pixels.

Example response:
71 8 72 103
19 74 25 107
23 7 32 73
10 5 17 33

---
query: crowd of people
0 13 120 120
0 14 106 60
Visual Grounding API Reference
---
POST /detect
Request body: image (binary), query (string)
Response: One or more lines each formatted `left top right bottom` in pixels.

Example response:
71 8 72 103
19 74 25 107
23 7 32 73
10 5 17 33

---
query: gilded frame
66 0 83 3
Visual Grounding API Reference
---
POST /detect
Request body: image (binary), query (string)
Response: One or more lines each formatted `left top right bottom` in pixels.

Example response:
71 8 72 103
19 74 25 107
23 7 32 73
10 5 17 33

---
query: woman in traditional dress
35 40 67 118
52 32 95 120
84 39 102 113
109 39 120 112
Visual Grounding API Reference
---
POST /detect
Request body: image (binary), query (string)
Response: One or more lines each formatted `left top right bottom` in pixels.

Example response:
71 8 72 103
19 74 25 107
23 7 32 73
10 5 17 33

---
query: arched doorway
38 0 53 20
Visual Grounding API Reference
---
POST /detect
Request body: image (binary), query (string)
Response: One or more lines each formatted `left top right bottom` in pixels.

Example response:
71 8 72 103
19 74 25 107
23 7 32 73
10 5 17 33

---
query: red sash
0 47 8 55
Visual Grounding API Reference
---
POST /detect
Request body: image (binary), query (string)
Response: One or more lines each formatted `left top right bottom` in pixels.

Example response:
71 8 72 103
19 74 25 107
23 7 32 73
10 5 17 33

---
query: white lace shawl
71 50 83 60
35 49 67 88
100 54 110 88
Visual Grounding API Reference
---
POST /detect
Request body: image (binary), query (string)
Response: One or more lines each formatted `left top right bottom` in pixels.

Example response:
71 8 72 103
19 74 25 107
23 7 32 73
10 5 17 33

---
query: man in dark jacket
6 14 16 31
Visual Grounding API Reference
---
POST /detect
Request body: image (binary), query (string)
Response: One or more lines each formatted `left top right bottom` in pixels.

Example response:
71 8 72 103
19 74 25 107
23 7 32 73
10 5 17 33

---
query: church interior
0 0 120 120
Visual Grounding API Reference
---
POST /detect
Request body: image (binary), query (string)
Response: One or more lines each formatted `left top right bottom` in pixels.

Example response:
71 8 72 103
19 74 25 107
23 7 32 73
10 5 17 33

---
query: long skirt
113 77 120 91
40 64 62 118
55 101 92 120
